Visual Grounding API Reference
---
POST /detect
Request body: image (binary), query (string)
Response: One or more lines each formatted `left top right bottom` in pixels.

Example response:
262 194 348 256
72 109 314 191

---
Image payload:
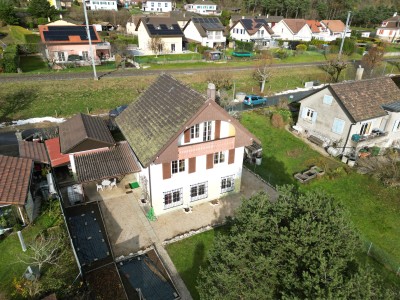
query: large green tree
28 0 57 19
0 0 18 25
197 187 395 299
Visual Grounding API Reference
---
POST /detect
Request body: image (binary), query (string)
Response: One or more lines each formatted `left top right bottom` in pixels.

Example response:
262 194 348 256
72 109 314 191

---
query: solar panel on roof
43 26 97 42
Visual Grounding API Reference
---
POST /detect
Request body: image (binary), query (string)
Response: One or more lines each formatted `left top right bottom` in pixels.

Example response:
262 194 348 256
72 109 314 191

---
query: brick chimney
207 83 216 101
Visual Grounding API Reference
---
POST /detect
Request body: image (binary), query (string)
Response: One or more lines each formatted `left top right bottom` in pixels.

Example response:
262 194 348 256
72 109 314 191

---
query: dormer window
156 25 161 30
382 22 388 27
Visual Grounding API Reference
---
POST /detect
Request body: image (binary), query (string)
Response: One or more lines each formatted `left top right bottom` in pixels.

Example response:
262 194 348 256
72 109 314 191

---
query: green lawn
19 55 49 73
168 110 400 298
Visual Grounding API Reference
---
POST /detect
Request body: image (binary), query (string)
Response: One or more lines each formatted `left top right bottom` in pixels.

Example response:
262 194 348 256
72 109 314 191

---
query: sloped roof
282 19 308 34
321 20 346 32
18 141 49 164
306 20 322 33
45 137 70 167
329 77 400 122
116 74 206 167
0 155 33 206
231 15 283 24
46 20 77 26
39 25 101 45
234 18 274 35
136 17 184 37
73 141 141 183
185 17 225 36
192 0 216 5
379 15 400 29
59 113 115 154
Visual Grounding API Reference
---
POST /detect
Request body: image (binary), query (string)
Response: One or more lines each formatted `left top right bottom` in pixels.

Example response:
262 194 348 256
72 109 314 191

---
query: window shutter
184 129 190 143
312 111 318 124
206 154 214 169
189 157 196 173
162 162 171 179
301 107 307 118
228 149 235 164
393 120 400 132
215 120 221 140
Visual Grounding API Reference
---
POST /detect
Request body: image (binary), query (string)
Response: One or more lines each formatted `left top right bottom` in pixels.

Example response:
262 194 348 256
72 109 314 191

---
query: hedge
2 45 19 73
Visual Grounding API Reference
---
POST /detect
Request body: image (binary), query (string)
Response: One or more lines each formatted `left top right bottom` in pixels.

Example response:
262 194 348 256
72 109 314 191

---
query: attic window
169 25 174 29
156 25 161 30
382 22 388 27
323 95 333 105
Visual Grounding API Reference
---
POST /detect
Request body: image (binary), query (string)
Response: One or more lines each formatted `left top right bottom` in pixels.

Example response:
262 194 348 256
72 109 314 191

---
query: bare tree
253 51 273 93
362 46 385 76
321 54 348 82
19 233 64 272
148 36 164 57
206 70 233 92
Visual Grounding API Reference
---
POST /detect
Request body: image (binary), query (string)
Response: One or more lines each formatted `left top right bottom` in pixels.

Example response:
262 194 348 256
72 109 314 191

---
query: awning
45 137 70 167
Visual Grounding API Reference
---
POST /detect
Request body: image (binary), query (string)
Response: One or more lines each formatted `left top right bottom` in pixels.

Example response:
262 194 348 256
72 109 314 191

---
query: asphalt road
0 61 329 83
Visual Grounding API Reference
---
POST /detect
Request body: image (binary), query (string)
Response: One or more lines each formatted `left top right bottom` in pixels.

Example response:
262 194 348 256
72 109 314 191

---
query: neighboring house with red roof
230 18 276 48
0 155 34 225
184 0 219 16
136 17 184 55
272 19 312 41
376 12 400 43
116 74 259 216
295 77 400 157
183 17 226 48
38 24 111 65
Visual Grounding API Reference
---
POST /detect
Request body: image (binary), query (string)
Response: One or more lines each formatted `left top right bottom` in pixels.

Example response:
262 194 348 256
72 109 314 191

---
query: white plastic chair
110 178 117 189
96 183 103 192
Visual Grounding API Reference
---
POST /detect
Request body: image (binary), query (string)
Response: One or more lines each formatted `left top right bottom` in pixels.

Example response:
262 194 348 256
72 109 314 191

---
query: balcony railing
351 130 388 144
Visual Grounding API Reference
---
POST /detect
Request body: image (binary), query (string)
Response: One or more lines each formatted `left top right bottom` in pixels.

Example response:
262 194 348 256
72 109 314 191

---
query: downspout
148 165 153 208
18 206 26 226
342 123 355 153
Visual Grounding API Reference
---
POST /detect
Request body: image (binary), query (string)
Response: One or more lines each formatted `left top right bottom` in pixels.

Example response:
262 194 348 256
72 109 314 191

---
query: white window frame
172 159 185 174
392 120 400 132
190 182 208 202
302 107 317 123
221 175 235 193
203 121 212 141
360 122 372 135
214 151 225 164
163 188 183 209
171 43 175 52
57 52 65 61
191 124 199 139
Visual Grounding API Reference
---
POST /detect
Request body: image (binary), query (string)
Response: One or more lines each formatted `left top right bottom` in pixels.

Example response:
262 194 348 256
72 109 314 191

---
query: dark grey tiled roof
138 17 184 37
188 17 225 37
330 77 400 122
116 74 206 167
382 101 400 112
59 113 115 154
74 141 140 183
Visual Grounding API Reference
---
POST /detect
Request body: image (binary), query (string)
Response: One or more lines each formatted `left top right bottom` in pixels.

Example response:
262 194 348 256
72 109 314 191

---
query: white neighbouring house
184 0 219 16
85 0 118 11
320 20 351 41
295 77 400 157
272 18 312 41
136 17 184 54
230 18 275 47
183 17 226 48
116 74 260 216
141 0 173 12
376 12 400 43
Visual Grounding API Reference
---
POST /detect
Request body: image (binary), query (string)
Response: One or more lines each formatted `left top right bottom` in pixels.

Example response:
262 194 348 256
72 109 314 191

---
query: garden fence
362 239 400 276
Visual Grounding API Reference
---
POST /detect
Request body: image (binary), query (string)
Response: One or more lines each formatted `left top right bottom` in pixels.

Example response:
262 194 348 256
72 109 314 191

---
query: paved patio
151 168 278 242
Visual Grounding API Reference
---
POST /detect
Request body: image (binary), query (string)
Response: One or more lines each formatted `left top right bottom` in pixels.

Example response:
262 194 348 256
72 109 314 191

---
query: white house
141 0 173 13
376 12 400 43
295 77 400 158
183 17 226 48
272 19 312 41
136 17 184 54
320 20 351 41
85 0 117 11
116 74 259 216
184 0 219 16
230 18 275 47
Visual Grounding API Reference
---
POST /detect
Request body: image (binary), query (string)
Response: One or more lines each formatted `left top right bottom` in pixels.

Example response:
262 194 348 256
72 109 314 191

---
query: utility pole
83 1 98 80
338 11 351 60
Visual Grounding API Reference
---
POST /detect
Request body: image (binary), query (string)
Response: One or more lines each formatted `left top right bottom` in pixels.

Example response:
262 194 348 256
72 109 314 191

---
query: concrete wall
149 146 244 216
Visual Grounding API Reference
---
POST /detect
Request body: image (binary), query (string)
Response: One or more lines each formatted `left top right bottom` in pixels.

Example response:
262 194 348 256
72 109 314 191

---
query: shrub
296 44 307 53
271 113 284 128
274 48 289 59
357 46 366 55
308 45 317 51
1 44 19 73
235 40 254 52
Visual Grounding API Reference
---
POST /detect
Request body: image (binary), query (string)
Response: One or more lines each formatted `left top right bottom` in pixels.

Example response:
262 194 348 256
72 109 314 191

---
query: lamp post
338 11 352 60
83 1 98 80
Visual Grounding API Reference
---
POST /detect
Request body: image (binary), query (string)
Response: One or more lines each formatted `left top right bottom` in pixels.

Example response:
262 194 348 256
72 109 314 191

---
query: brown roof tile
330 77 400 122
45 137 70 167
283 19 307 34
380 15 400 29
116 74 206 167
73 141 140 183
59 113 115 154
306 20 322 33
19 141 49 164
321 20 346 33
0 155 33 206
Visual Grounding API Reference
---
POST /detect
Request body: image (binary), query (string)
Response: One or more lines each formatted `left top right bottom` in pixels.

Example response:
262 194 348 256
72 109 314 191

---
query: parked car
243 95 267 106
109 105 128 118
